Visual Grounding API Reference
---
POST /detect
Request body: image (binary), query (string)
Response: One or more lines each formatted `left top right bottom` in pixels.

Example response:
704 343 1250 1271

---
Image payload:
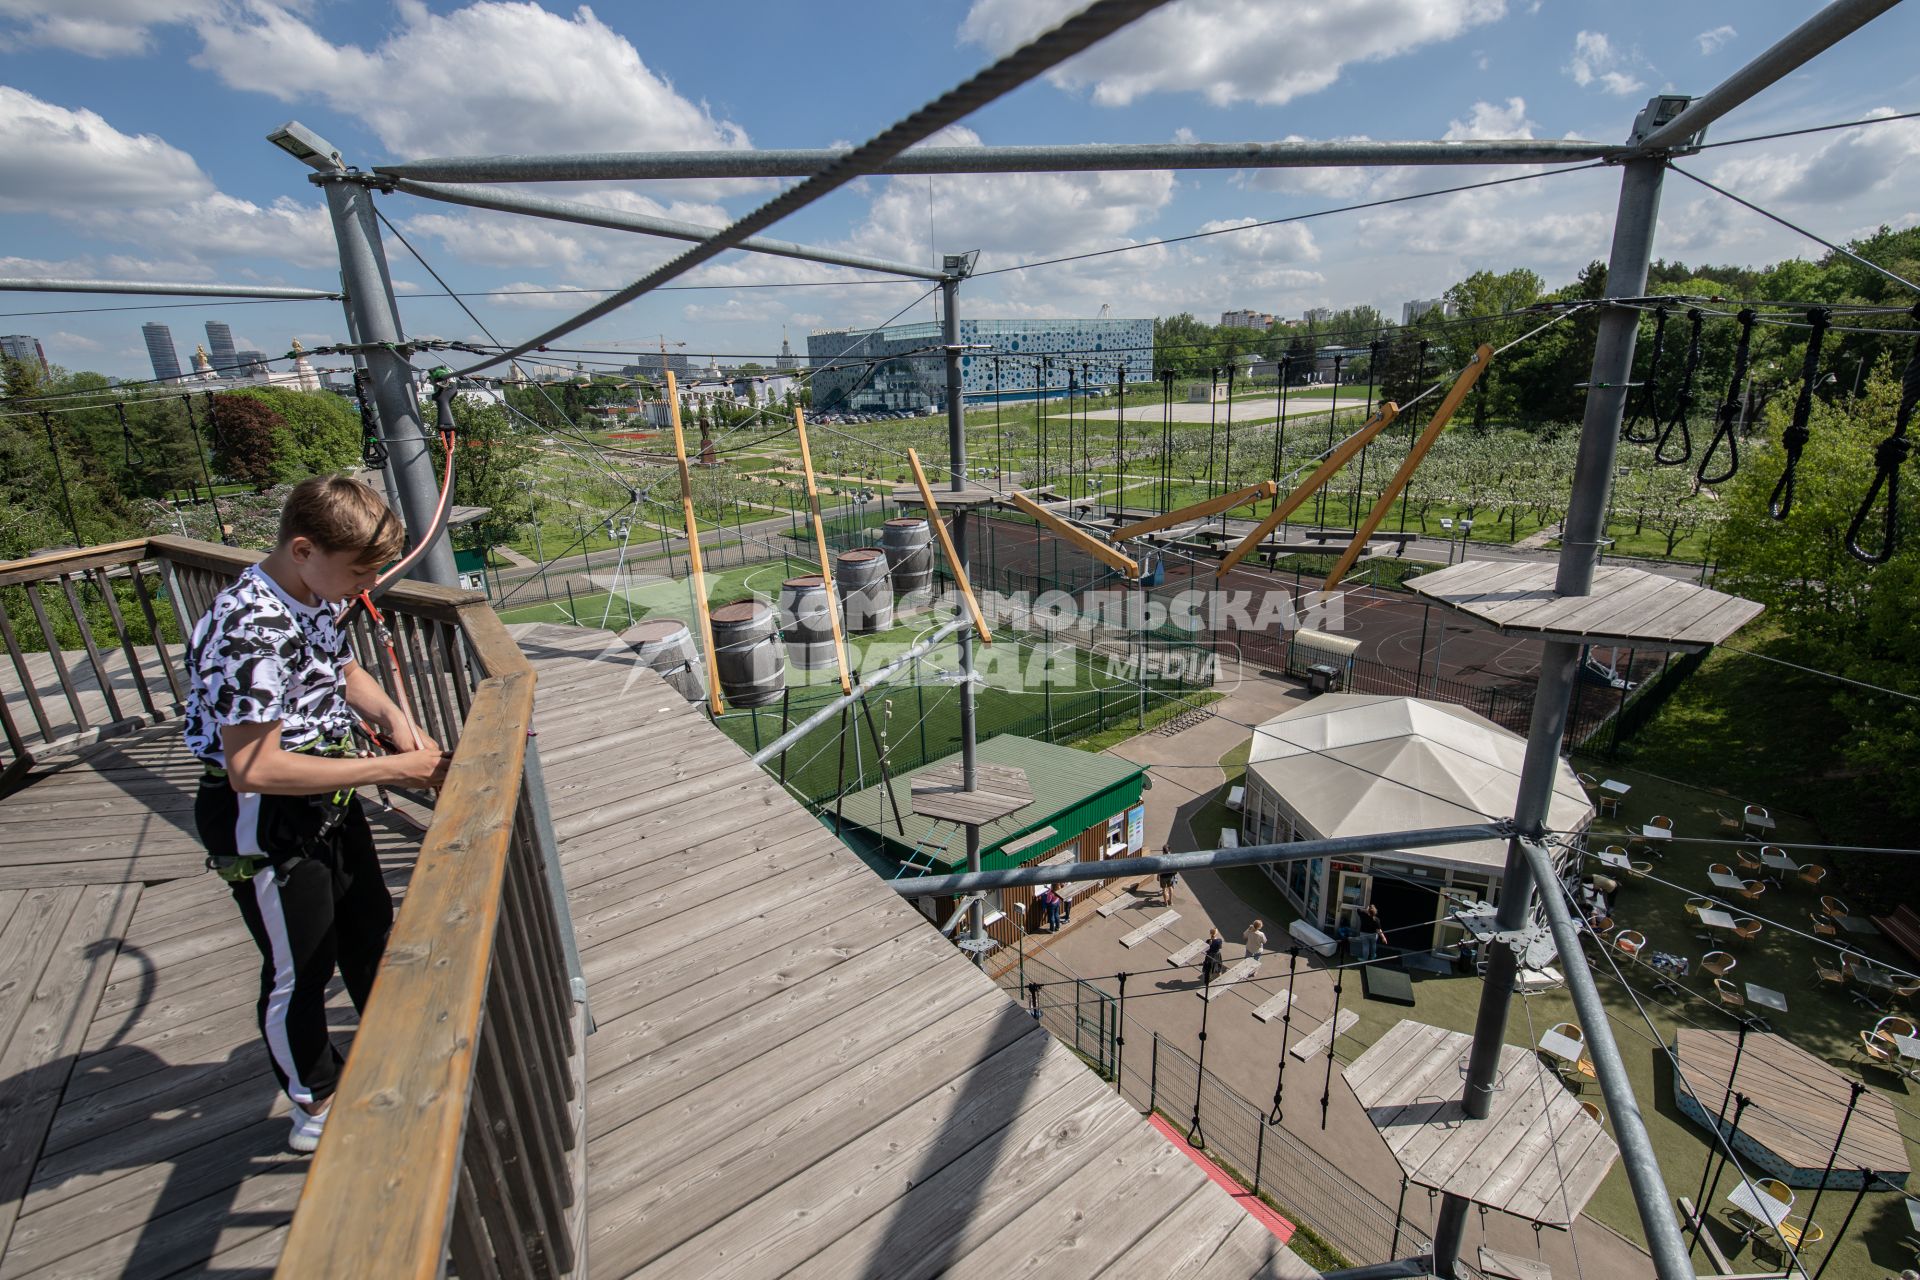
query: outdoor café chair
1744 803 1771 831
1702 951 1736 977
1716 808 1742 834
1736 848 1765 874
1879 1014 1917 1039
1708 862 1735 878
1613 929 1646 957
1820 895 1848 919
1798 864 1827 891
1715 977 1747 1012
1809 911 1838 939
1733 918 1763 944
1857 1029 1898 1066
1578 1100 1604 1126
1739 880 1767 901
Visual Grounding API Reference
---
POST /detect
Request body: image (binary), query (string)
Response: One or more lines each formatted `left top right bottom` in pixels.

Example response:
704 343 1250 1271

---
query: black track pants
201 786 394 1107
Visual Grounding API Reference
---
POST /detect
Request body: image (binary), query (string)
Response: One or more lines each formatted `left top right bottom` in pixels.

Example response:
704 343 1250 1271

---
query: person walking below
1357 902 1383 961
1158 853 1180 906
1202 928 1225 984
1244 918 1267 960
1038 886 1062 932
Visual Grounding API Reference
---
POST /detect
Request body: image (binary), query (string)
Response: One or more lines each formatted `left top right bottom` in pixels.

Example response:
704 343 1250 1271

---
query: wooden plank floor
1344 1019 1617 1227
0 724 420 1279
514 624 1317 1279
0 621 1316 1278
1673 1028 1909 1175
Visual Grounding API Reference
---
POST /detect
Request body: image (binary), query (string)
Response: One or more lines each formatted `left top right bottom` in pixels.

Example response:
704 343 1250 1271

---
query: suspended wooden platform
1344 1020 1617 1226
910 760 1033 826
1405 560 1763 651
1672 1028 1909 1190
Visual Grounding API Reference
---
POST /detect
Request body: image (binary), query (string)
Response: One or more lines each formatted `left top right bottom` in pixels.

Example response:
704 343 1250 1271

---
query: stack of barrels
621 617 706 704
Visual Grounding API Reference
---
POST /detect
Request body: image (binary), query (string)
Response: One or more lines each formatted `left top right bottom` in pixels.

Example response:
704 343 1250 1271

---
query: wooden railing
0 537 587 1277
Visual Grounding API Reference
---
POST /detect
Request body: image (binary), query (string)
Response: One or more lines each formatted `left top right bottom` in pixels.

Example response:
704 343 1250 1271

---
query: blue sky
3 0 1917 381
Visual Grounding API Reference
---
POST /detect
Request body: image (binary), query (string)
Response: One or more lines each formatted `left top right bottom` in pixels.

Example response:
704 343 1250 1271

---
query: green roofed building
834 736 1148 951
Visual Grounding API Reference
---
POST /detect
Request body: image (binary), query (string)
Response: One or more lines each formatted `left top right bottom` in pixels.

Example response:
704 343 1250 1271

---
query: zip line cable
1694 106 1920 151
1670 165 1920 297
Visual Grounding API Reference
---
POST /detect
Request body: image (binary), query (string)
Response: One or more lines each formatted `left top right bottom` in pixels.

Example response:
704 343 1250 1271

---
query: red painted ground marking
1147 1113 1296 1243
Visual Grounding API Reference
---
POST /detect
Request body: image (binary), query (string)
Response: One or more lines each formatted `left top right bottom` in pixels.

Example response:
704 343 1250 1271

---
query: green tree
1444 268 1543 429
1717 364 1920 818
227 386 362 482
426 398 537 556
209 395 287 489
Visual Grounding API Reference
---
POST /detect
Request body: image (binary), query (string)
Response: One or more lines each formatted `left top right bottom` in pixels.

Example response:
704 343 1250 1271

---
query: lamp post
1439 516 1455 564
1458 517 1474 563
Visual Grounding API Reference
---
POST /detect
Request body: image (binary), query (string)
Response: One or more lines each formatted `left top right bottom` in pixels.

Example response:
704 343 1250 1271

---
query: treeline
1154 224 1920 435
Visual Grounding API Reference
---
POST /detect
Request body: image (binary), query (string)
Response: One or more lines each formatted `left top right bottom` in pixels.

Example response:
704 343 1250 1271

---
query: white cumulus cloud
959 0 1507 108
192 1 751 161
1696 25 1736 56
1565 30 1645 96
0 0 222 56
0 86 213 212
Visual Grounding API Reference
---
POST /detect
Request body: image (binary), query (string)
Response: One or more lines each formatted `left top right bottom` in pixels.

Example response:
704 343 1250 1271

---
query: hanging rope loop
1622 305 1668 444
1846 307 1920 563
1697 308 1757 486
1768 307 1830 519
114 400 143 470
1653 309 1704 466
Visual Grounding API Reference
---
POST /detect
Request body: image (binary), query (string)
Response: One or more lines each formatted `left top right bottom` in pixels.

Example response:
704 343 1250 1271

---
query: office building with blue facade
805 317 1153 412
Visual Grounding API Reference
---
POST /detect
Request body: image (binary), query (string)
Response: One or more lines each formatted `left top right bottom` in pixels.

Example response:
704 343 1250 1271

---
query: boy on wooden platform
183 476 450 1152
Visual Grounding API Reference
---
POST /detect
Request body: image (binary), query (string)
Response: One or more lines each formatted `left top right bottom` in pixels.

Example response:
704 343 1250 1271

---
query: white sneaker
288 1101 328 1153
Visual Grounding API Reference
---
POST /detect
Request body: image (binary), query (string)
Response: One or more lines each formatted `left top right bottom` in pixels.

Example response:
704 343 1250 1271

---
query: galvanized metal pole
1520 838 1695 1280
1633 0 1904 154
317 172 457 585
0 277 338 300
942 272 986 956
1437 140 1670 1277
375 138 1621 184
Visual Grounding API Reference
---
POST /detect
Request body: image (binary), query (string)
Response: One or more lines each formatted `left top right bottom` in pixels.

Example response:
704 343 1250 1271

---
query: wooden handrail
0 538 152 589
279 668 538 1279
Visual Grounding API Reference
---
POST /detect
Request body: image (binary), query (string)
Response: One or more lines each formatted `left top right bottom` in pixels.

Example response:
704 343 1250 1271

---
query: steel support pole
0 277 337 299
319 173 457 586
943 273 986 956
1438 149 1669 1278
1520 837 1694 1280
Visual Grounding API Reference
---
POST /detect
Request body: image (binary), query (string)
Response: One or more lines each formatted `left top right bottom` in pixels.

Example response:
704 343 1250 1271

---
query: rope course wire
1652 309 1706 467
1621 305 1668 445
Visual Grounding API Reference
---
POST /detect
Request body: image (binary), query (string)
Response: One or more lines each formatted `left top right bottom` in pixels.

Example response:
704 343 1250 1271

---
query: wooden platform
0 738 421 1278
516 623 1318 1279
1344 1020 1617 1226
1672 1028 1909 1187
1406 560 1763 651
910 761 1033 826
0 617 1318 1278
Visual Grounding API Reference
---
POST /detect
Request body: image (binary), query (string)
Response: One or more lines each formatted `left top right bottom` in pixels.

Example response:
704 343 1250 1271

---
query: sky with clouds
2 0 1917 379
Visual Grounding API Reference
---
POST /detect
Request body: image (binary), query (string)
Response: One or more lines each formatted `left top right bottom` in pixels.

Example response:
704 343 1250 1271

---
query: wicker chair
1579 1100 1604 1125
1613 929 1646 957
1702 951 1737 977
1821 894 1849 919
1809 911 1839 939
1878 1015 1917 1039
1739 879 1766 902
1629 860 1654 881
1716 808 1742 834
1733 918 1763 944
1798 864 1827 890
1708 862 1735 879
1858 1029 1897 1066
1736 847 1765 874
1812 955 1846 988
1744 803 1771 832
1715 977 1747 1011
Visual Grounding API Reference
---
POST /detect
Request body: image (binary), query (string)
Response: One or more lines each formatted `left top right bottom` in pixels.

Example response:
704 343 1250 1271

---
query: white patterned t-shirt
182 565 358 764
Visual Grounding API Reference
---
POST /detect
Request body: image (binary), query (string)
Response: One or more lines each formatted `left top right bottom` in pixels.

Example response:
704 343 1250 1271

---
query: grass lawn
1197 741 1920 1279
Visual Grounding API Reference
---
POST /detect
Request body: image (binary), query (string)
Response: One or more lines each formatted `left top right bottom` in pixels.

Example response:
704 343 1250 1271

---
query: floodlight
1440 518 1454 531
266 121 344 172
941 251 981 279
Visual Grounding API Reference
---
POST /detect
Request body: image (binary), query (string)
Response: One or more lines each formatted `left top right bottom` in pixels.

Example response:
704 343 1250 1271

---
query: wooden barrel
778 575 838 670
709 599 785 706
619 617 704 703
835 548 893 634
881 517 933 596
